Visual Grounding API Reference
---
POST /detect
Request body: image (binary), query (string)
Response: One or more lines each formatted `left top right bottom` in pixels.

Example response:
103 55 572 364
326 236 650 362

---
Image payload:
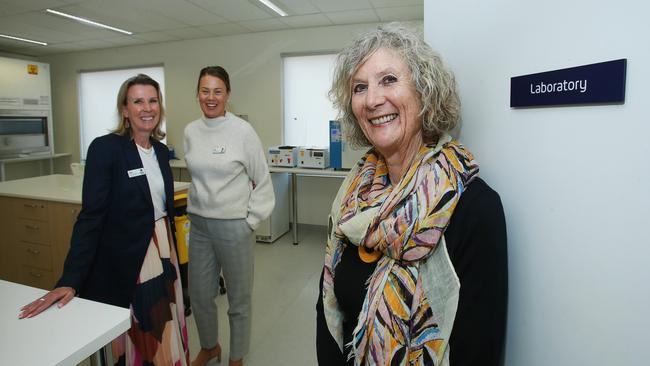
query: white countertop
0 279 130 366
0 152 71 163
269 166 349 177
0 174 190 204
169 158 186 168
171 158 348 177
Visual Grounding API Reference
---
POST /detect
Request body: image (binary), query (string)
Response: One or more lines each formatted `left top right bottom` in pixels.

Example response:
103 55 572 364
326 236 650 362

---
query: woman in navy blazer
20 74 190 365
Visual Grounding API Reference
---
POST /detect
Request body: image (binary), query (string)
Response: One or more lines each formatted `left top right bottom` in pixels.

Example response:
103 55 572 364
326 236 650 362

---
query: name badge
127 168 146 178
212 146 226 154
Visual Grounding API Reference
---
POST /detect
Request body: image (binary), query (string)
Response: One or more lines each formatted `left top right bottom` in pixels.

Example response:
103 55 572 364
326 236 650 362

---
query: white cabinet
255 173 290 243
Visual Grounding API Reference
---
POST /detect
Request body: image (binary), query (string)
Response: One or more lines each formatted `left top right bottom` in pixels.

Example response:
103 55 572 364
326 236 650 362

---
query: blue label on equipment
510 59 626 107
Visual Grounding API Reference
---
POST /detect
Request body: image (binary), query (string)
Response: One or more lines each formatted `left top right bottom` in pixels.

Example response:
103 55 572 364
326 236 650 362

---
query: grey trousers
188 214 254 360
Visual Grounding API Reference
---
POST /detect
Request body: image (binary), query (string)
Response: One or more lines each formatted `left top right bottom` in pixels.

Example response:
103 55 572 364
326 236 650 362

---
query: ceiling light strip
258 0 288 17
46 9 133 35
0 33 48 46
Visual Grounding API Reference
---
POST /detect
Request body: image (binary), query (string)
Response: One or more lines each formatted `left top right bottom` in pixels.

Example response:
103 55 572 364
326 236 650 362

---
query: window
77 66 165 161
283 54 337 147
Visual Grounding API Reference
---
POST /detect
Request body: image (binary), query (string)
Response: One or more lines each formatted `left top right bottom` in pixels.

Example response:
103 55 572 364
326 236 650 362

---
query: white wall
38 23 415 225
0 51 36 60
425 1 649 365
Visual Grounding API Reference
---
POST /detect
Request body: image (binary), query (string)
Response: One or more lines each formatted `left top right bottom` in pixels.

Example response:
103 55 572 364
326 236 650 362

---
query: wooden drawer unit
50 202 80 280
0 196 12 281
16 218 51 245
17 242 53 271
0 196 57 289
0 179 84 290
19 265 56 290
14 199 50 221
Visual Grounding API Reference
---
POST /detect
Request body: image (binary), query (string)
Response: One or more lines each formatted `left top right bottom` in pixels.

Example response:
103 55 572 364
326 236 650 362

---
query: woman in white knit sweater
184 66 275 366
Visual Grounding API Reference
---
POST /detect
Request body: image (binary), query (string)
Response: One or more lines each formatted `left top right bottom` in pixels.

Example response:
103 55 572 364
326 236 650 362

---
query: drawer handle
25 224 40 230
24 203 39 208
29 271 43 278
27 248 41 255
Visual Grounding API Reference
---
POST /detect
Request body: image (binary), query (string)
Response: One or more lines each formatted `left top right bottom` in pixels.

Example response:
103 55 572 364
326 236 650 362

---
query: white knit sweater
183 112 275 230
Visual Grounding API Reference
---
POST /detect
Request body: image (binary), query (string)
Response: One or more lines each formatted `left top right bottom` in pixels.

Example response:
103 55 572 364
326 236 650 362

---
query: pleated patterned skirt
111 217 189 366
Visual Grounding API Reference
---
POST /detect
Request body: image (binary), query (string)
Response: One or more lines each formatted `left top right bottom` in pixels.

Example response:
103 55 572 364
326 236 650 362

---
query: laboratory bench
0 152 71 182
165 158 349 244
268 166 348 244
0 174 189 290
170 158 191 182
0 279 130 366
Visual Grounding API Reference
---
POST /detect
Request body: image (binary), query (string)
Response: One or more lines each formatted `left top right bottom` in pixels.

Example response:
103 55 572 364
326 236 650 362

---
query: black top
316 177 508 366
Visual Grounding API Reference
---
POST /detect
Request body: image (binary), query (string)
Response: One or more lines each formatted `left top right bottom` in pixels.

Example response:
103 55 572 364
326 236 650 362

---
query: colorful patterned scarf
323 135 478 365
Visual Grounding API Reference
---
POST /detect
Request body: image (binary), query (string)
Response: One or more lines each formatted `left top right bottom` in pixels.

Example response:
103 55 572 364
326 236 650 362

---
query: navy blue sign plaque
510 59 626 107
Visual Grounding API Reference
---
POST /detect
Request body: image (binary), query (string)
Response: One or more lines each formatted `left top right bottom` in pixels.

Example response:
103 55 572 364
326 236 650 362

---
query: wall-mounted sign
510 59 626 108
27 64 39 75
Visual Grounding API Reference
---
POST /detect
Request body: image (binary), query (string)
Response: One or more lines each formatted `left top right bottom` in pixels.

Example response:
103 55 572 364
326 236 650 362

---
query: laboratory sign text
510 59 626 107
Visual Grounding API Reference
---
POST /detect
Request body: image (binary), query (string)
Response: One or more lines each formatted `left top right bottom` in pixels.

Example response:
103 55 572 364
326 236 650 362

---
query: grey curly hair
329 23 460 147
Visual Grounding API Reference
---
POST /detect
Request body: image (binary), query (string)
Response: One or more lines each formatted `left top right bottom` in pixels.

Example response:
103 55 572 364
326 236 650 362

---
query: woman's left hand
18 286 76 319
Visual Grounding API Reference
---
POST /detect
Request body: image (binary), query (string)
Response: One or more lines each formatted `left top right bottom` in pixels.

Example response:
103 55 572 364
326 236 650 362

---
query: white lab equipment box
342 143 367 170
255 172 290 243
268 145 298 167
297 147 330 169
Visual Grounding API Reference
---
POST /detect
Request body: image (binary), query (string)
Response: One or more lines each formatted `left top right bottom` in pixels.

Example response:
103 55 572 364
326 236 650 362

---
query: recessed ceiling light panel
258 0 288 17
46 9 133 35
0 34 48 46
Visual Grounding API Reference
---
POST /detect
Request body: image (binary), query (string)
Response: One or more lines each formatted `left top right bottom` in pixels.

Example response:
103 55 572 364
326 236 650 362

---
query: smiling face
198 75 229 118
351 47 423 161
122 84 160 138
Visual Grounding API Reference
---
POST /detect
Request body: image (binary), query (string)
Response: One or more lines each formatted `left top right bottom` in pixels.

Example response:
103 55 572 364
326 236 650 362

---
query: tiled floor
186 224 326 365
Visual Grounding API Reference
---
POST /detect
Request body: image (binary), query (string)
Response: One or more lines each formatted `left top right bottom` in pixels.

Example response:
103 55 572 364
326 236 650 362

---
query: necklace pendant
358 245 382 263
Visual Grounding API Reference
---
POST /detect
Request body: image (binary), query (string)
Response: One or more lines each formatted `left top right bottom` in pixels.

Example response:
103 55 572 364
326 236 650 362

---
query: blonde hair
113 74 166 140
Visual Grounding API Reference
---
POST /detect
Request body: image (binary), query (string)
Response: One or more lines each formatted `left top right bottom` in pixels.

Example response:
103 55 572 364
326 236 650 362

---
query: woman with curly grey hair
316 23 507 365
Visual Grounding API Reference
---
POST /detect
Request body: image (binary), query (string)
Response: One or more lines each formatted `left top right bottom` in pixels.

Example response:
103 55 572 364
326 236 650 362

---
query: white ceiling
0 0 423 57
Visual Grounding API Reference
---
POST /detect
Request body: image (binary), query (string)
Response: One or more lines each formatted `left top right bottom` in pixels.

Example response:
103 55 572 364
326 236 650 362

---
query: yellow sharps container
173 192 190 265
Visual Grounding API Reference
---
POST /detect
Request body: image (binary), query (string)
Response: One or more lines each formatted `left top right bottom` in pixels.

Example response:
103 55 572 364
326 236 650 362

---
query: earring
125 120 130 128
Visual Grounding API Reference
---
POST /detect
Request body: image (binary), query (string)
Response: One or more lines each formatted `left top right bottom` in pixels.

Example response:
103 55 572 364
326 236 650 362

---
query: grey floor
79 224 326 366
186 224 326 365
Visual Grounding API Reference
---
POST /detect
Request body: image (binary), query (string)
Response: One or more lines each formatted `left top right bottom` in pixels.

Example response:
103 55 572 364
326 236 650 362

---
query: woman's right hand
18 286 76 319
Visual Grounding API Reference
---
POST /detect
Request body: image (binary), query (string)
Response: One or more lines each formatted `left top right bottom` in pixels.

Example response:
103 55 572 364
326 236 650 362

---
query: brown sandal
191 343 222 366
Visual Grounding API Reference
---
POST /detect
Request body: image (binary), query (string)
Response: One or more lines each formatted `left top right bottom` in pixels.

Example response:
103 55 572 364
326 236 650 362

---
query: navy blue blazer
57 133 177 308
